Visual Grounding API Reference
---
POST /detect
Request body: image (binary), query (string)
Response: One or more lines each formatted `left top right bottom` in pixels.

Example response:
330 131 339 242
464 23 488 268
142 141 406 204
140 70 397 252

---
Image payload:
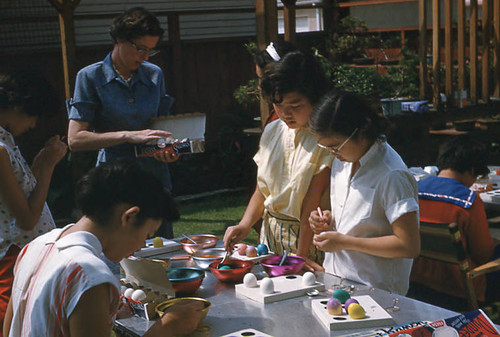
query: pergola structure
47 0 500 115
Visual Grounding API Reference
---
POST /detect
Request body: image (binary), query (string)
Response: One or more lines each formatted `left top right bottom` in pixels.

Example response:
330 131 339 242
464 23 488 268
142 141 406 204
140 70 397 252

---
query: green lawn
173 192 259 246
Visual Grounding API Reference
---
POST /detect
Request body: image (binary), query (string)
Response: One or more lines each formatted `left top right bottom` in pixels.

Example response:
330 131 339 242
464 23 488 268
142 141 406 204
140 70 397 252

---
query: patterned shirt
9 225 120 336
0 126 55 260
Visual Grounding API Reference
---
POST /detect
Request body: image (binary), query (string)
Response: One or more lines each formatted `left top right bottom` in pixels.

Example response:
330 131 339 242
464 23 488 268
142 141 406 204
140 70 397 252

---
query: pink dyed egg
237 244 247 255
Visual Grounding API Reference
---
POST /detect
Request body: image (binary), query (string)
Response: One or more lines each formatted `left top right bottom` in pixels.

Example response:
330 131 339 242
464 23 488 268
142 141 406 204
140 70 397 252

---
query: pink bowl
179 234 219 254
261 255 305 277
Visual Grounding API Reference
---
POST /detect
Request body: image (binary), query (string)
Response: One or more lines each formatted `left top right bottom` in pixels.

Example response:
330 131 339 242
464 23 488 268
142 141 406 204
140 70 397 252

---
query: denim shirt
67 53 174 190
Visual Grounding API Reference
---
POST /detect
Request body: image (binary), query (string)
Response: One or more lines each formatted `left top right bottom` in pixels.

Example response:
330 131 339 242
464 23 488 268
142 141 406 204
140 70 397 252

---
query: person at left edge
67 7 178 238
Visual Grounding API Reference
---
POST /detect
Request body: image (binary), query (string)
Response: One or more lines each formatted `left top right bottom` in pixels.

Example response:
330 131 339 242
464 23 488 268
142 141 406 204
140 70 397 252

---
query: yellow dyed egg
348 303 366 319
153 237 164 248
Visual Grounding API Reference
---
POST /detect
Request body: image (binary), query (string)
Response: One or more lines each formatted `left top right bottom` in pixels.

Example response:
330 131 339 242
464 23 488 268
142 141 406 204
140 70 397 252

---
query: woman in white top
0 70 67 331
309 90 420 295
223 52 333 271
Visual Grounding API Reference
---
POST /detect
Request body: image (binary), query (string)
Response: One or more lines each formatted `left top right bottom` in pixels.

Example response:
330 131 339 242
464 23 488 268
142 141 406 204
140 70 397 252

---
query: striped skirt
260 212 324 265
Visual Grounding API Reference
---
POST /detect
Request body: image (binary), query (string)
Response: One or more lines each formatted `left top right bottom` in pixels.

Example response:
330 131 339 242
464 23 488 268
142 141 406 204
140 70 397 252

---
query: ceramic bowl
179 234 219 254
155 297 211 320
191 248 225 269
261 255 305 277
208 259 254 283
166 267 205 295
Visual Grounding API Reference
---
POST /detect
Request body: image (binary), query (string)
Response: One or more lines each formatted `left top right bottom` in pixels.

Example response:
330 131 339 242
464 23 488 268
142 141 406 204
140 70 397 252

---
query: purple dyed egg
344 298 359 314
327 297 342 315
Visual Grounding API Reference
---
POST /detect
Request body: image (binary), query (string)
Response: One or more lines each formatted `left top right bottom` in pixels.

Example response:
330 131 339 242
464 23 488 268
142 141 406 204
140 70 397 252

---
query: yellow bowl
155 297 211 320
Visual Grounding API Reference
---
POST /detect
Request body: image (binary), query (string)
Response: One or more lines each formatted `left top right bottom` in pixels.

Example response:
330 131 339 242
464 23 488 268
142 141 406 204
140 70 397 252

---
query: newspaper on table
339 309 499 337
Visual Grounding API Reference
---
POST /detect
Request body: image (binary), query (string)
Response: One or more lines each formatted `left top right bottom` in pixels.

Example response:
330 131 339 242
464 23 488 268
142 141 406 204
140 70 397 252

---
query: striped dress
8 225 120 337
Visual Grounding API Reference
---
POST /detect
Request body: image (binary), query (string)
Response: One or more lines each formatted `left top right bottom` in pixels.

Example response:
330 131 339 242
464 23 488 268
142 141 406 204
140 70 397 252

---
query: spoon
278 250 288 266
182 233 197 244
306 289 330 297
217 250 230 269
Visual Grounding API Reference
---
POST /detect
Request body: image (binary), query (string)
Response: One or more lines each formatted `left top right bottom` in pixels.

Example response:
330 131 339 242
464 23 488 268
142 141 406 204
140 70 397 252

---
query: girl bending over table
309 89 420 295
223 52 333 271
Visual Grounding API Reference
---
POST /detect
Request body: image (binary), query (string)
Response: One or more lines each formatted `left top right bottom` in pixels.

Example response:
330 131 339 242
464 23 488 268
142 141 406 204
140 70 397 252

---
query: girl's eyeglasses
317 128 359 154
130 42 160 57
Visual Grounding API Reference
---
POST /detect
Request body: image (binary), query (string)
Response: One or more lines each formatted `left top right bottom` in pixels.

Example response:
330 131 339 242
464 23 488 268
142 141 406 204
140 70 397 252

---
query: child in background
0 70 67 333
309 89 420 295
224 52 333 271
4 159 203 337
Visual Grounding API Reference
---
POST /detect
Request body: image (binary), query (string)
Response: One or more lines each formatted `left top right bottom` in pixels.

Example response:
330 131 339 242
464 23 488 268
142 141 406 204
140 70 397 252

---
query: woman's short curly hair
109 7 164 43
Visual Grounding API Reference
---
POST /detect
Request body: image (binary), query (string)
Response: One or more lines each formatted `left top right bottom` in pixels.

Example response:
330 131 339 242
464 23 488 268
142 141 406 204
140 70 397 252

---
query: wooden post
282 0 297 44
470 0 478 104
48 0 81 100
493 0 500 98
255 0 278 127
256 0 278 50
457 0 465 94
419 0 427 99
167 13 184 114
444 0 453 100
432 0 441 107
482 0 491 102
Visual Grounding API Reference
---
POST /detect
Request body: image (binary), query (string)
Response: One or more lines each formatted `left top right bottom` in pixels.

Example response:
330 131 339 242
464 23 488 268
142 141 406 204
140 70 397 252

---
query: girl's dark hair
437 135 490 177
109 7 164 43
255 40 298 69
0 69 58 117
260 51 331 105
76 159 179 226
310 89 388 142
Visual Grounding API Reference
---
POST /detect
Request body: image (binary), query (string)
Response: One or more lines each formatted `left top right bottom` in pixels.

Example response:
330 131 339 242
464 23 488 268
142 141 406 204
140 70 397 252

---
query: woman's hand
32 135 68 170
125 129 172 144
145 300 204 337
223 224 251 251
153 150 180 163
301 255 325 272
313 231 346 253
309 209 331 234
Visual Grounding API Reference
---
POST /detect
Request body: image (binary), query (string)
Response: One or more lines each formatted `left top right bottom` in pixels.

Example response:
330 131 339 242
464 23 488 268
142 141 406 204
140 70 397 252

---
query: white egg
302 272 316 286
260 277 274 294
131 289 147 302
123 288 134 299
243 273 258 288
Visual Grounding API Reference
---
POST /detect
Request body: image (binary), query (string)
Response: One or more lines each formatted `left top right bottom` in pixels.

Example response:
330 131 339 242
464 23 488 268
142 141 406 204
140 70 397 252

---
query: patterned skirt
260 212 324 265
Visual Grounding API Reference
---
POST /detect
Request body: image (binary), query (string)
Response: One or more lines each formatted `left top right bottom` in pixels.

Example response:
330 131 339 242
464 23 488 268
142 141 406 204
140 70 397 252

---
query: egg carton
311 295 393 331
120 257 175 320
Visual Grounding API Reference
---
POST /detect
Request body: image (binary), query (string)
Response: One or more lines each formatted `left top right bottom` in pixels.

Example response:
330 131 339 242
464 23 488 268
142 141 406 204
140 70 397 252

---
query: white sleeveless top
0 126 55 260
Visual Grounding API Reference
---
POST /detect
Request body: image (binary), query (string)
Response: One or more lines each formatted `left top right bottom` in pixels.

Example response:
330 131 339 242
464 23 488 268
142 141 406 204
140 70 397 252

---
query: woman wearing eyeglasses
308 89 420 295
67 7 177 238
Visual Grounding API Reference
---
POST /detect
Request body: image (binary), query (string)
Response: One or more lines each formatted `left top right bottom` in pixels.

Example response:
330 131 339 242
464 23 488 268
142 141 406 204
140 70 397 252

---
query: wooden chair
418 221 500 309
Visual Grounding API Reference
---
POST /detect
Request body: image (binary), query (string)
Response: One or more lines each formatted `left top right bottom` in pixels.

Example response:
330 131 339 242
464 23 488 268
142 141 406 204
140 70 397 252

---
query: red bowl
170 277 204 295
166 267 205 295
208 259 254 283
179 234 219 254
261 255 305 277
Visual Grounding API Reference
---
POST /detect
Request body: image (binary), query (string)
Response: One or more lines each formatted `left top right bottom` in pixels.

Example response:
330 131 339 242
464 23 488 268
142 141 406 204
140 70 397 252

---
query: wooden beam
256 0 278 51
457 0 465 92
470 0 478 104
432 0 441 107
444 0 453 100
493 0 500 98
419 0 427 99
482 0 491 102
167 13 184 114
338 0 415 7
282 0 297 44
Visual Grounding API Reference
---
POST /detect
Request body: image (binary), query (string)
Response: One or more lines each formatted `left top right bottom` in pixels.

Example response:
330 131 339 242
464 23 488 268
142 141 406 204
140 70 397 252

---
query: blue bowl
166 267 205 283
